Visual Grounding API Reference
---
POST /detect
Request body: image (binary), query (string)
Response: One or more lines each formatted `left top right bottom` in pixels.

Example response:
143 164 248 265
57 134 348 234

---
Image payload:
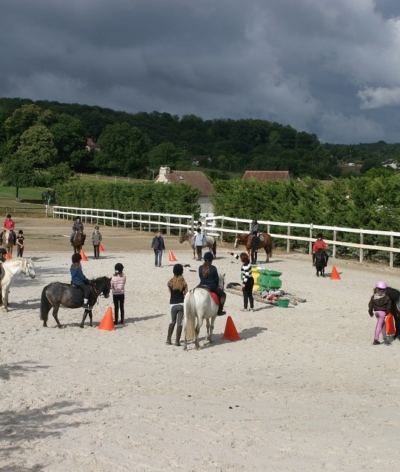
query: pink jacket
111 274 126 295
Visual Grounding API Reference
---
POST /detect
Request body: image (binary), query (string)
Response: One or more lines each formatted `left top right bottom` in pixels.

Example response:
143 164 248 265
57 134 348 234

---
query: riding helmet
317 233 323 239
376 280 387 290
0 248 7 255
94 225 99 230
115 263 124 272
203 251 214 262
71 253 82 263
173 263 184 276
6 214 11 218
75 216 81 220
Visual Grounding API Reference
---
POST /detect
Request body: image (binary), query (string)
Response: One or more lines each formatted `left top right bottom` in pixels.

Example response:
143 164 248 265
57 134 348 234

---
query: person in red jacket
312 233 329 266
0 214 16 244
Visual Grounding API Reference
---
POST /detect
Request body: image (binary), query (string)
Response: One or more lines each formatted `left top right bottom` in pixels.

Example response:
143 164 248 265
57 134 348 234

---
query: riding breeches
170 304 184 326
113 294 125 323
79 283 92 303
374 310 387 341
242 278 254 309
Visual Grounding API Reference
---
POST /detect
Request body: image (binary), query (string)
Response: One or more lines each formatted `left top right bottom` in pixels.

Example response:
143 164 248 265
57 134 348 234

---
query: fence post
221 216 225 242
309 224 313 255
167 216 171 235
333 228 337 259
390 235 394 268
287 224 290 253
360 231 364 264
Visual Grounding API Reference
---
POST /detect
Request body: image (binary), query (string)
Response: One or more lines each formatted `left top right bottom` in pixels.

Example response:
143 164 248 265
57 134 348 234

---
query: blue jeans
154 250 163 267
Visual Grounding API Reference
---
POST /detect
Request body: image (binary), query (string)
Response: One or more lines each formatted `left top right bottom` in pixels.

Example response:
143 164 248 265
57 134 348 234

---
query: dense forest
1 97 399 185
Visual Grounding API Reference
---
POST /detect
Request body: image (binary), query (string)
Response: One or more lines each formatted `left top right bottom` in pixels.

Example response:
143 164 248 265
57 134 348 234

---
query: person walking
111 263 126 324
368 280 392 345
166 263 188 346
91 225 102 259
312 233 329 266
151 231 165 267
198 251 226 315
195 227 204 261
250 220 260 265
228 251 254 311
16 230 25 257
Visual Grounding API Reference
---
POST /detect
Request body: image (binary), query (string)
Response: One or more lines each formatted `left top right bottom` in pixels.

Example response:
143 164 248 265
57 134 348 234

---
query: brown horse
72 229 84 254
234 232 273 262
2 230 14 257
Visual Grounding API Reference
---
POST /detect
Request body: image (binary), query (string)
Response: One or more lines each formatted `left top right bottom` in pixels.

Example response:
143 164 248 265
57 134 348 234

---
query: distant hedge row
56 180 201 216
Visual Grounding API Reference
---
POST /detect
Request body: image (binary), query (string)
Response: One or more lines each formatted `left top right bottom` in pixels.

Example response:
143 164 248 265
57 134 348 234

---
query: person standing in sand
111 263 126 324
228 251 254 312
91 225 102 259
368 280 392 345
166 263 188 346
151 231 165 267
16 230 25 257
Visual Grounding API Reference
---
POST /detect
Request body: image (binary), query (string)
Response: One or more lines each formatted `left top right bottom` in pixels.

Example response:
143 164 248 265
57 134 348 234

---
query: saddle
70 283 94 305
197 284 220 305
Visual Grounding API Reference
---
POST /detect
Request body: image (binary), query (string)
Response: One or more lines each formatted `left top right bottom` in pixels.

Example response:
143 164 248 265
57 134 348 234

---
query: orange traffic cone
169 251 177 262
330 266 341 280
98 307 115 331
80 249 88 261
5 252 11 260
99 243 105 252
222 316 241 341
386 313 396 336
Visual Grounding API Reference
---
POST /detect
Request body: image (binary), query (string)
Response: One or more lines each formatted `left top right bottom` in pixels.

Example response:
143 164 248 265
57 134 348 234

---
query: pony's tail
40 285 50 322
212 239 217 256
184 290 197 340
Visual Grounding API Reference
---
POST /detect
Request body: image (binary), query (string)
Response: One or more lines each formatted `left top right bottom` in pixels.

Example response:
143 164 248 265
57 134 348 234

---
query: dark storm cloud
1 0 400 143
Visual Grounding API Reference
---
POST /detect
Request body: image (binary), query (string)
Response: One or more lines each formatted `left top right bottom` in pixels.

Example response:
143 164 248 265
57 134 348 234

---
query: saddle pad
209 292 220 306
259 234 264 242
71 287 84 305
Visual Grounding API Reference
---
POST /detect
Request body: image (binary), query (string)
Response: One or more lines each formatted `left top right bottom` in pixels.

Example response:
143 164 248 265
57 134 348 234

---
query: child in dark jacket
70 253 92 308
91 225 103 259
16 230 25 257
368 280 392 345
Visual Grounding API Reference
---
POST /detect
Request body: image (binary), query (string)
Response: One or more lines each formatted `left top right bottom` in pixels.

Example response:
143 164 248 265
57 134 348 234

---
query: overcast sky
1 0 400 144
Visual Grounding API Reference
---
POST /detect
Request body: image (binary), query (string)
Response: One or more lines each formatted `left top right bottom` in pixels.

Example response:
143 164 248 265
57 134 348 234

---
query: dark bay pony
40 276 111 328
72 229 84 254
234 232 272 263
179 231 217 259
314 248 327 277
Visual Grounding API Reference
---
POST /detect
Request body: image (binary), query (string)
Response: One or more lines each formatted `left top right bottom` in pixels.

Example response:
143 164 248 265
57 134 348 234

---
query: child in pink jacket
111 263 126 324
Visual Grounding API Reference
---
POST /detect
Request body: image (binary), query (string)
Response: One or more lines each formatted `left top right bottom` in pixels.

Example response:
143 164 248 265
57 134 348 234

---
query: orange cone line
330 266 341 280
169 251 177 262
98 307 115 331
222 316 241 341
80 249 88 261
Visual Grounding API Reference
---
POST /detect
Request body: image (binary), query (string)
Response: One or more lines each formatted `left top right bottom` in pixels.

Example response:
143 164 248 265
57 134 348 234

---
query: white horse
183 273 225 350
3 230 14 257
1 257 36 311
179 231 217 259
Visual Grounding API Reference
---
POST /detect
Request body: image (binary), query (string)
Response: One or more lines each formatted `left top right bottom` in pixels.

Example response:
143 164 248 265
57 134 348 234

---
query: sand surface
1 218 400 471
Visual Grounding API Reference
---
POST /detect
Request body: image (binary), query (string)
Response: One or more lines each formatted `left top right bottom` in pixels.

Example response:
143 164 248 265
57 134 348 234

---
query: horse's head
93 276 111 299
234 234 241 248
24 258 36 279
179 232 186 244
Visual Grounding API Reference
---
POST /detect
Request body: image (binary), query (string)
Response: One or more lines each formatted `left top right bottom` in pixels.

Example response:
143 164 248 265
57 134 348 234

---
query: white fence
53 206 400 267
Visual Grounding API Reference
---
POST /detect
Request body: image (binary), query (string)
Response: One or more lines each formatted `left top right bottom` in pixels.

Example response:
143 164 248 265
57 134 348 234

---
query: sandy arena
1 218 400 471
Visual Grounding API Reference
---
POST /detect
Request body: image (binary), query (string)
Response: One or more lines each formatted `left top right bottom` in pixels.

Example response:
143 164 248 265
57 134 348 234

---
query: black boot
120 311 124 324
175 326 183 346
217 299 226 316
166 323 175 345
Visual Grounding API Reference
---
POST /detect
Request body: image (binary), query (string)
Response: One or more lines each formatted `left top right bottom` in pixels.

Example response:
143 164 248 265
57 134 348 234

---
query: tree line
1 98 399 195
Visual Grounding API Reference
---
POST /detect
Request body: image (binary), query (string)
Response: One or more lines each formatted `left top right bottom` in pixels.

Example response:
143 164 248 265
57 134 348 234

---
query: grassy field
0 184 48 218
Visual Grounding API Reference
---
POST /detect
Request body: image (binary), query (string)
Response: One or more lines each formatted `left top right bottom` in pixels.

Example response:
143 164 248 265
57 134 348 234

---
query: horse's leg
2 281 9 312
265 247 269 263
195 316 203 350
80 309 89 328
206 318 211 340
89 310 93 327
193 246 196 259
52 304 64 328
209 315 217 343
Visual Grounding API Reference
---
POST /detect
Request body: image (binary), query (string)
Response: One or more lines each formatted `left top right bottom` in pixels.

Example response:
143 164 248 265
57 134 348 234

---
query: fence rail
53 206 400 267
